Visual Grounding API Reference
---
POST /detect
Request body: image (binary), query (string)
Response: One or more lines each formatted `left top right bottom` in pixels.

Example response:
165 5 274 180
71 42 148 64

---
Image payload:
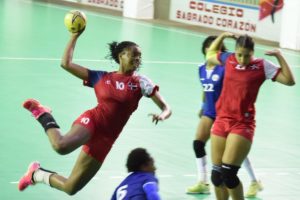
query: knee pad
193 140 206 158
221 163 240 189
211 165 223 187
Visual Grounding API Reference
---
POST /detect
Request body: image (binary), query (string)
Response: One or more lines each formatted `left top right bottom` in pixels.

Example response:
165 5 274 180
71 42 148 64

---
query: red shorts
211 117 255 142
73 109 116 162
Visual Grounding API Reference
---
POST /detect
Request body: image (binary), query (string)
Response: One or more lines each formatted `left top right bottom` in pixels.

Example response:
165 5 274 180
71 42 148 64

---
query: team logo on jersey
235 64 246 70
211 74 220 82
250 65 260 70
128 82 138 90
105 80 111 85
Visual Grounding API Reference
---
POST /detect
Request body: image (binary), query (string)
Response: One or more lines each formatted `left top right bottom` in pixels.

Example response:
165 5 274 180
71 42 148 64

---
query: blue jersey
111 172 160 200
198 63 224 119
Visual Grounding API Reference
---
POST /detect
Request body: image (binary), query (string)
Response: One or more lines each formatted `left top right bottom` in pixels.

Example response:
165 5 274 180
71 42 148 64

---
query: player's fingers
148 113 154 117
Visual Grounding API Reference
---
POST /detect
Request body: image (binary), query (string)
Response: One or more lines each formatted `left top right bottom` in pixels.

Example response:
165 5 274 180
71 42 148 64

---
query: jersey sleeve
263 59 280 81
83 70 107 88
139 75 159 97
217 52 233 65
143 182 161 200
198 63 205 81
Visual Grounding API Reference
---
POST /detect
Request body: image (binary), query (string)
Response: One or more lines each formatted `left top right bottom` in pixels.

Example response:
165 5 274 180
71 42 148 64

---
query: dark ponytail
107 41 138 64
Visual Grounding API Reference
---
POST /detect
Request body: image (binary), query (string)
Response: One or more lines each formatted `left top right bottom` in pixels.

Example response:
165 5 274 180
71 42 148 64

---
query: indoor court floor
1 0 300 199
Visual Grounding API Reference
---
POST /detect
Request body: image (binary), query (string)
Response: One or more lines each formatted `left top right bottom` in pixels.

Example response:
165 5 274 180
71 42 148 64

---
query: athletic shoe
18 162 40 191
23 99 51 119
245 180 263 198
186 182 210 194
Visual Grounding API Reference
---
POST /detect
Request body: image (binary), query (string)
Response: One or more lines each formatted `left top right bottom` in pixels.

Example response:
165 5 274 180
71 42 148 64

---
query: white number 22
203 83 214 92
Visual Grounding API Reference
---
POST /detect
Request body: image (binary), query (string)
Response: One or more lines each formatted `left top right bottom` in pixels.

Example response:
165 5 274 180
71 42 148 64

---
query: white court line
183 174 197 177
157 175 173 178
1 57 299 67
21 0 300 57
0 57 199 65
9 171 300 184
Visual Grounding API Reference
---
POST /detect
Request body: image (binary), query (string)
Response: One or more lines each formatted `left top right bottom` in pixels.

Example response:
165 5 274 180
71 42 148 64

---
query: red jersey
216 52 280 121
84 70 158 139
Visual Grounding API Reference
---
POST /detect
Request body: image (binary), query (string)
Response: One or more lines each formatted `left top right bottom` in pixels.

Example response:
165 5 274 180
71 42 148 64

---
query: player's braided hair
202 35 227 56
236 35 254 51
126 148 152 172
108 41 138 64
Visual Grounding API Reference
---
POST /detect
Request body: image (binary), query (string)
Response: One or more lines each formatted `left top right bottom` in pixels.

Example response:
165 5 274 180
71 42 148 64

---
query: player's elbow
288 80 295 86
60 62 70 70
285 78 296 86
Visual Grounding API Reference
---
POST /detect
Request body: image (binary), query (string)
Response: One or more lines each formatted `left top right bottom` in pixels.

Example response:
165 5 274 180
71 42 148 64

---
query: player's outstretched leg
23 98 60 133
18 162 40 191
18 161 56 191
23 99 51 119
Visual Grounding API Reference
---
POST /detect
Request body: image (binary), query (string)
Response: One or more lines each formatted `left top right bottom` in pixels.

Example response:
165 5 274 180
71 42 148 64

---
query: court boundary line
1 57 300 68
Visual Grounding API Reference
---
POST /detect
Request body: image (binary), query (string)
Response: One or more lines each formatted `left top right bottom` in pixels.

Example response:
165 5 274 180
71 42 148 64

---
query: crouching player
111 148 160 200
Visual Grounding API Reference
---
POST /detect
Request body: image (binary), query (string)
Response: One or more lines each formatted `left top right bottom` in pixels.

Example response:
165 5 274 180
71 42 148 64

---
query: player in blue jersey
111 148 160 200
186 36 263 198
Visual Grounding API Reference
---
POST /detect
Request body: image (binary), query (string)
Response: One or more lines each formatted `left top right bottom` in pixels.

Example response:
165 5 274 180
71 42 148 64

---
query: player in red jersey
187 36 263 198
206 32 295 200
18 30 172 195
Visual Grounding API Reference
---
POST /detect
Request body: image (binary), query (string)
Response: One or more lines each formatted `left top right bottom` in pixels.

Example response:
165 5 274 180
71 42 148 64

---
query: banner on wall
169 0 284 42
80 0 123 11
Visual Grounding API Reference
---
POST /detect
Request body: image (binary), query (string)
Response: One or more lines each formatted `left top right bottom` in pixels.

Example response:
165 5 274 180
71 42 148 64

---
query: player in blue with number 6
187 36 263 198
111 148 160 200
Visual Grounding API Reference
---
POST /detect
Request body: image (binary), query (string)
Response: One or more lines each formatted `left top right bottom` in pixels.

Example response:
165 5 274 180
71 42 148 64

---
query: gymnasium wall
36 0 300 50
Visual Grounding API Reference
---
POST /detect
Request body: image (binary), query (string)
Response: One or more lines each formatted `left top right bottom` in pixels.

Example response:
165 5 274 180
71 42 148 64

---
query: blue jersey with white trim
111 172 160 200
198 63 224 119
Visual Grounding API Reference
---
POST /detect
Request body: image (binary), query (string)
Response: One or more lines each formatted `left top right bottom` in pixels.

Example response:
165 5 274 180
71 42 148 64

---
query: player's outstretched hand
148 113 164 125
71 27 85 38
265 49 282 57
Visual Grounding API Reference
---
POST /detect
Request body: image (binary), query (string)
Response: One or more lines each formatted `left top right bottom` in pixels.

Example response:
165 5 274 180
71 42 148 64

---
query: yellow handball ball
64 10 87 33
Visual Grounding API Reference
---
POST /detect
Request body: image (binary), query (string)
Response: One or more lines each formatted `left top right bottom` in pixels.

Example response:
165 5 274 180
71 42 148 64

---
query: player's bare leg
222 134 251 200
19 99 96 194
49 150 101 195
211 134 228 200
46 124 90 155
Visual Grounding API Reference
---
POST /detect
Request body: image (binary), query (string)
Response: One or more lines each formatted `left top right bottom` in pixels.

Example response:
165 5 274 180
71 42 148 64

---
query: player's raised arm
265 49 295 86
206 32 235 65
61 10 88 80
61 33 89 80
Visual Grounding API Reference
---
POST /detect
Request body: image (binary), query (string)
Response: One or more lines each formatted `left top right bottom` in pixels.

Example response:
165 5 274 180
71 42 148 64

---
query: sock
243 157 258 182
37 113 60 132
196 156 208 183
33 168 56 186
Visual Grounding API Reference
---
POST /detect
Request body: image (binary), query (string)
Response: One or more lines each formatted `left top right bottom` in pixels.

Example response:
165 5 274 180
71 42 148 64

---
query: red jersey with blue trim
216 52 280 121
84 70 158 140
